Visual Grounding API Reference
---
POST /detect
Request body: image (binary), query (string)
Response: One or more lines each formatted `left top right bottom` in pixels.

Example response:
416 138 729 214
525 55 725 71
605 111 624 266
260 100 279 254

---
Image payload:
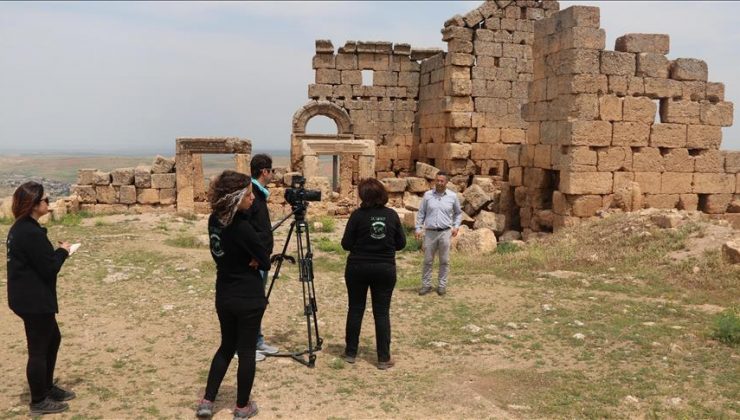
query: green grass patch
712 308 740 346
316 237 346 254
51 211 92 227
310 215 336 233
0 216 13 225
496 241 521 254
165 234 207 249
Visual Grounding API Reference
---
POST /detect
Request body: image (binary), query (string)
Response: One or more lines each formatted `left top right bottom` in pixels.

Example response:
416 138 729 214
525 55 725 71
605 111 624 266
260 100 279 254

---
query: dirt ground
0 211 738 419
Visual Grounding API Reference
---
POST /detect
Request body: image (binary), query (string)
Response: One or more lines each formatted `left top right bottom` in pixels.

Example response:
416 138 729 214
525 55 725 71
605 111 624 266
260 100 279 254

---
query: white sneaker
256 342 279 355
255 351 266 362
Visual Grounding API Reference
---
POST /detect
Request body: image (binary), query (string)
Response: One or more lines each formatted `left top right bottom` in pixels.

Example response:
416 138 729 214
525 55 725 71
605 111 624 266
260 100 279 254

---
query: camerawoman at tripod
263 176 323 368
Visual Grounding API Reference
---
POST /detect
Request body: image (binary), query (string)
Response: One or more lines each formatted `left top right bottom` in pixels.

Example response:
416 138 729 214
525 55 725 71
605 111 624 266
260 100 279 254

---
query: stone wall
69 156 178 215
513 5 739 233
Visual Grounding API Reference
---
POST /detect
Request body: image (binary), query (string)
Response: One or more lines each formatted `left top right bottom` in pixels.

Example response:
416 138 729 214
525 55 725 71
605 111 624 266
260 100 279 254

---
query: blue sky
0 1 738 154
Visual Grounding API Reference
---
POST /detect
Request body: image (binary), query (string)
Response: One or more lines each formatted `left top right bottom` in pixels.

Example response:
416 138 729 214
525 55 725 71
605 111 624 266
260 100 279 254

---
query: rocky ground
0 210 737 419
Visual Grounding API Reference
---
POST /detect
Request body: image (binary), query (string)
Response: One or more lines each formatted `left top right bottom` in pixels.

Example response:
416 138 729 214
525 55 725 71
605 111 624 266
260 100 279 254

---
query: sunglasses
39 197 49 205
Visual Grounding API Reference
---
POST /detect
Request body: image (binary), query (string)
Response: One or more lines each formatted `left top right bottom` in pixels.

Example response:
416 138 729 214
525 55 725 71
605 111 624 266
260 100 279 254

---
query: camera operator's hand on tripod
414 231 422 241
249 258 259 269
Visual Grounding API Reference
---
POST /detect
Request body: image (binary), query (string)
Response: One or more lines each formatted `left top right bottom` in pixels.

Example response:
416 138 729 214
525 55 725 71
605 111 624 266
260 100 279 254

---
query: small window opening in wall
653 99 661 124
658 147 671 157
688 149 702 157
520 7 527 19
361 70 373 86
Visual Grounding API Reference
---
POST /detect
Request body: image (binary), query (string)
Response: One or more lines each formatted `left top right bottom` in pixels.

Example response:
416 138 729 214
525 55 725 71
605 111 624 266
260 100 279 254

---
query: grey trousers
422 229 452 289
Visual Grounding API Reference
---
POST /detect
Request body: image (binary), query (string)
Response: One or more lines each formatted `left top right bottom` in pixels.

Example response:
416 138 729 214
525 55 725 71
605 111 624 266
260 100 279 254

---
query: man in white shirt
414 171 462 296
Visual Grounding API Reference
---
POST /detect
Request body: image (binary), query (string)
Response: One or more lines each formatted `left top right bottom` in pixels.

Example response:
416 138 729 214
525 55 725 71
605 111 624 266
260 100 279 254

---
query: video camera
284 175 321 207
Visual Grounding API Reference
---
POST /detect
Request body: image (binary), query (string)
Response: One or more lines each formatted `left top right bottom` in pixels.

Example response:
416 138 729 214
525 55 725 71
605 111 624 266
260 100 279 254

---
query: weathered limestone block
660 99 700 124
600 51 636 76
678 194 699 211
644 78 682 99
119 185 137 204
77 169 96 186
93 171 111 186
644 194 680 209
151 155 175 174
660 172 693 194
560 172 613 195
403 192 422 211
694 150 724 173
693 173 735 194
134 166 152 188
566 121 612 146
381 178 407 193
701 194 732 214
474 210 507 235
699 101 734 126
308 84 333 98
557 5 600 29
71 185 96 204
634 172 661 194
612 122 650 147
445 143 472 159
622 96 656 123
682 81 707 101
636 53 670 78
160 188 177 205
560 27 606 50
615 34 670 55
670 58 708 82
406 177 429 193
687 125 722 149
151 173 177 189
111 168 135 186
649 123 687 148
571 195 603 217
312 53 335 69
95 185 118 204
455 228 497 254
722 240 740 264
632 147 664 172
599 95 623 121
558 49 600 75
137 188 160 204
724 151 740 173
706 82 725 102
597 146 632 172
463 184 491 214
315 69 341 85
663 148 694 172
415 162 440 180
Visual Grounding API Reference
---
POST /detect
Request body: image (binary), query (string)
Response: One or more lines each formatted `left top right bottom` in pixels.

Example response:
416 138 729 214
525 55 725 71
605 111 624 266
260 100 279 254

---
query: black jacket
6 216 69 314
341 206 406 264
208 212 270 309
248 181 274 256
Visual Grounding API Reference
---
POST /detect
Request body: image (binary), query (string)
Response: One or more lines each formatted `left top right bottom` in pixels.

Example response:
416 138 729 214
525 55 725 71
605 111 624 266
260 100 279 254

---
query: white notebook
69 243 81 255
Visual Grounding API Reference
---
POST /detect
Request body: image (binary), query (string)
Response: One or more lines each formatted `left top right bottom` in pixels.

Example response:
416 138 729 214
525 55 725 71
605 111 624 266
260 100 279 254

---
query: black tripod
264 202 323 368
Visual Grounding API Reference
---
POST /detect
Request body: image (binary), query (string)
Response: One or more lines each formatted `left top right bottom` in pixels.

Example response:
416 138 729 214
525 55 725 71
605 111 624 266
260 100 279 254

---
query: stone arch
292 100 353 135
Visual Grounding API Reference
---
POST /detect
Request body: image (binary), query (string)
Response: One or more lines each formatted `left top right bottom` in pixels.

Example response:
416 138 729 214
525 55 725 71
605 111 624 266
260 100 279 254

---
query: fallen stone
722 240 740 264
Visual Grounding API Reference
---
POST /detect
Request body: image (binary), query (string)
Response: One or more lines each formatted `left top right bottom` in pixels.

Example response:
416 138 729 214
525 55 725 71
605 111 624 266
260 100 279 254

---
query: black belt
427 227 451 232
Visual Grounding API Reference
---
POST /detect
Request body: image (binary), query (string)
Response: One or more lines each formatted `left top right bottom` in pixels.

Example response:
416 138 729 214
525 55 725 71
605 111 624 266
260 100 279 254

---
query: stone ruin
54 0 738 240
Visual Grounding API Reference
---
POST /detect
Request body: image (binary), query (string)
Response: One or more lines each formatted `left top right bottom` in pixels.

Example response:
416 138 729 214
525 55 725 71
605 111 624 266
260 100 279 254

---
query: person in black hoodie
247 154 278 361
6 181 76 416
340 178 406 370
196 171 269 420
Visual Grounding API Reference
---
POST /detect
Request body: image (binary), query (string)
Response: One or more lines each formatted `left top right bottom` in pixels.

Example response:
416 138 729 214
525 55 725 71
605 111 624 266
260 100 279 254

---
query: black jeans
344 262 396 362
19 313 61 403
204 299 265 407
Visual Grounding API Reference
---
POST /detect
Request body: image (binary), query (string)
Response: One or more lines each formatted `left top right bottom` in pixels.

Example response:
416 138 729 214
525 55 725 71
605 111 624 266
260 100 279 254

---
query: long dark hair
208 170 251 225
12 181 44 220
358 178 388 208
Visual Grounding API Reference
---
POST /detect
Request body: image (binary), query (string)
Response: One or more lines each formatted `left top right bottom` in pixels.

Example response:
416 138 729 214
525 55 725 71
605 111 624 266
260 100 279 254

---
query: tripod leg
265 221 296 302
303 225 323 351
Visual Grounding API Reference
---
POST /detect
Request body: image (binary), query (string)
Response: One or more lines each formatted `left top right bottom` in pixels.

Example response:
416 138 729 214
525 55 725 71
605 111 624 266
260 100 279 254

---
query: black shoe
418 286 432 296
437 287 447 296
30 397 69 416
341 353 356 364
48 385 76 402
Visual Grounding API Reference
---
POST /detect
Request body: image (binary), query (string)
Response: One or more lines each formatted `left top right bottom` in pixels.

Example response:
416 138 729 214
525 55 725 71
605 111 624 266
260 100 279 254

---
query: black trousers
344 262 396 362
204 298 265 408
19 313 61 403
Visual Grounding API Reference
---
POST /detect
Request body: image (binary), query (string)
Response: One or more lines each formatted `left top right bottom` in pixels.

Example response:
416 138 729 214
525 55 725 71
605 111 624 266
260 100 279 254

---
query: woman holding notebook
6 181 76 416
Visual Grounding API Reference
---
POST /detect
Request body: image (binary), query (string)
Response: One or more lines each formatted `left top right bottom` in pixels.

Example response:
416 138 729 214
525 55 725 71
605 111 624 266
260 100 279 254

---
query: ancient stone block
77 169 96 186
687 125 722 149
381 178 407 193
308 84 332 98
597 146 632 172
571 195 603 217
134 166 152 188
600 51 636 76
110 168 135 186
693 150 724 173
644 194 679 209
416 162 440 180
312 53 335 69
662 148 694 172
660 172 693 194
706 82 725 102
682 81 706 101
151 155 175 174
151 173 177 189
724 151 740 173
463 184 491 213
137 188 160 204
93 171 111 186
693 173 735 194
477 127 501 143
557 5 600 29
699 101 734 126
622 96 656 123
160 188 177 205
670 58 708 82
95 185 118 204
559 171 613 195
649 123 686 148
406 177 429 193
632 147 664 172
71 185 96 204
615 34 670 55
560 27 606 50
119 185 136 204
509 167 523 186
636 53 670 78
660 99 700 124
474 210 507 235
315 68 341 85
335 53 358 70
634 172 661 194
599 95 623 121
566 120 612 146
557 49 600 75
678 194 699 211
612 122 650 147
701 194 732 214
644 77 682 99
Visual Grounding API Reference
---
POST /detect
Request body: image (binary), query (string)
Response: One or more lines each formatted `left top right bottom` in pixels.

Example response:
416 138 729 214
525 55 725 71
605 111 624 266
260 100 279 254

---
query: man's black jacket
6 216 68 314
249 181 274 256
